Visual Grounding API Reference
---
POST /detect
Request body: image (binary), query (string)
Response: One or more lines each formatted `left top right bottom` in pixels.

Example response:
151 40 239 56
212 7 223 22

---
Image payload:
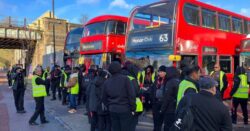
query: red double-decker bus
64 27 84 67
125 0 250 99
80 15 127 69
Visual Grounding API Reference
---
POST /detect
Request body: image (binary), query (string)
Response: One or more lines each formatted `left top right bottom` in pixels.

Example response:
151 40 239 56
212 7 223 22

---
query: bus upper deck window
218 14 230 31
184 4 200 26
232 17 243 34
202 9 216 29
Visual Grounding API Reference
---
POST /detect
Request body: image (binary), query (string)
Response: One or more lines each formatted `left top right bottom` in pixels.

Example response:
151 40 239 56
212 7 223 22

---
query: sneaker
17 110 26 114
72 109 77 113
50 98 56 101
68 109 74 114
29 122 39 126
41 120 49 124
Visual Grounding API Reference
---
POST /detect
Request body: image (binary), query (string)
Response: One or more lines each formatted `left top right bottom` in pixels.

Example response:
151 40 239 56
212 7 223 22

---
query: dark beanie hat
199 77 218 89
108 61 121 75
158 65 167 72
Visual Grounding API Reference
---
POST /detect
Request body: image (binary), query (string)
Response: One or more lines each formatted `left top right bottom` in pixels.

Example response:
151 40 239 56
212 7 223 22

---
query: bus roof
191 0 250 20
85 15 128 26
134 0 250 20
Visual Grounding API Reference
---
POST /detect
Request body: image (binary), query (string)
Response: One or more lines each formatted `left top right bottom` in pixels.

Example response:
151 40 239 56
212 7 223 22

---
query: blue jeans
69 94 77 109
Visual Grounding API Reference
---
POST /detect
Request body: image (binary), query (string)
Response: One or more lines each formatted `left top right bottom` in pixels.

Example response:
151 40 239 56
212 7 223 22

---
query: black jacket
95 76 108 115
220 74 228 98
177 90 232 131
121 64 140 97
161 67 180 113
102 62 136 113
85 69 97 111
12 72 25 90
148 76 167 104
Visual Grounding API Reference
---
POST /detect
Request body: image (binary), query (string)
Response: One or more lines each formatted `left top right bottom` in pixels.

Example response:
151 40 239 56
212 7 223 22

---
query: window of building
218 14 230 31
219 56 231 73
202 9 216 29
116 21 126 35
184 4 200 26
232 17 243 34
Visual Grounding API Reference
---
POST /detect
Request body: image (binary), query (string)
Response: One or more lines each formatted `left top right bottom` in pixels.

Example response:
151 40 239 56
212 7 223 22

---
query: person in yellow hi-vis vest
66 67 79 114
137 65 156 112
230 66 249 125
177 65 200 106
60 66 71 105
210 64 228 99
29 66 49 126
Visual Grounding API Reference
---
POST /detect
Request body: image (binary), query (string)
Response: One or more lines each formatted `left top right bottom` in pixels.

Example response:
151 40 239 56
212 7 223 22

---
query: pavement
1 71 250 131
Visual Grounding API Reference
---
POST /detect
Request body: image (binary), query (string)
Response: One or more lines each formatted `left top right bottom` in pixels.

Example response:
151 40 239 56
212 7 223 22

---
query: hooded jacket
95 75 108 115
177 91 232 131
102 62 136 113
161 67 180 113
121 64 140 97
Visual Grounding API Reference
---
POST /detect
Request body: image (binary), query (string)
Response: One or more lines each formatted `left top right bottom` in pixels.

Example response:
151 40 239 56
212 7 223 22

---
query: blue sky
0 0 250 24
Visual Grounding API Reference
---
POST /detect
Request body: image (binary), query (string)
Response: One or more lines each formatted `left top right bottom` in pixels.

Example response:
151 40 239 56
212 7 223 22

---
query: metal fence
0 15 40 29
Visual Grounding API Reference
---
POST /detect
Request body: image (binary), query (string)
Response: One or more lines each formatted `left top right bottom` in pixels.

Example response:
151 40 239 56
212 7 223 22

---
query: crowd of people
6 60 250 131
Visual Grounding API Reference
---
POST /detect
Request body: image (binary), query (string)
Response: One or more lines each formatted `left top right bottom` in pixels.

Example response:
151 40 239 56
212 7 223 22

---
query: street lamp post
52 0 56 66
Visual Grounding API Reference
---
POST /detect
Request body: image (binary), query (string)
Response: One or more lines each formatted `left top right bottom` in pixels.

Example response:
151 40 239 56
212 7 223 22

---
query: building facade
29 11 81 69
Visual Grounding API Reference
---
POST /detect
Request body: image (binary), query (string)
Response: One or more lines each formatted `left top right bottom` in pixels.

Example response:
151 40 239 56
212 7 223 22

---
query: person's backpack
171 95 194 131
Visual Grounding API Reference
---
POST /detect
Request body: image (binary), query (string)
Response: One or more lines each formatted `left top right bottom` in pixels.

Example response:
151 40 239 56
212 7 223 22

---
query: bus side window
219 56 231 73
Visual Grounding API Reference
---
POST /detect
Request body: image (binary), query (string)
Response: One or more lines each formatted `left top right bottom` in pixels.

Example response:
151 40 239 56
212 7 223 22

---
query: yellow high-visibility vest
177 80 198 106
32 75 47 97
128 76 143 112
210 71 225 91
233 74 249 99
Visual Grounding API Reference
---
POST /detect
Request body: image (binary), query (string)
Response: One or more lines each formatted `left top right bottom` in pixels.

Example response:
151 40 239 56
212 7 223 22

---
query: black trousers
110 111 133 131
131 114 138 131
57 87 62 100
62 88 68 104
51 81 60 99
45 80 50 95
164 113 175 131
232 98 248 124
8 79 12 86
77 87 83 105
29 97 46 123
90 112 98 131
152 102 164 131
13 89 25 111
98 114 111 131
51 82 57 99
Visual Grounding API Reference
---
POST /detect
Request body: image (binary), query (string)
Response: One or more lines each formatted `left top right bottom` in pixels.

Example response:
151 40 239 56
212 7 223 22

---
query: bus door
202 47 218 76
219 55 233 99
180 55 198 68
240 52 250 67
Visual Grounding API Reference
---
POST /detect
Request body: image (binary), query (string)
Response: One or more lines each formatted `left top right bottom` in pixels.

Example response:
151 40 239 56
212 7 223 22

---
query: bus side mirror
168 55 181 61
